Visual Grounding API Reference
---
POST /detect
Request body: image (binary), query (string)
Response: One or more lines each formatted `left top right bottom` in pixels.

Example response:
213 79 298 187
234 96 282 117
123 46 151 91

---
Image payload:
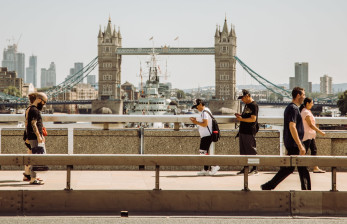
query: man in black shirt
235 89 259 175
261 87 311 190
26 92 48 185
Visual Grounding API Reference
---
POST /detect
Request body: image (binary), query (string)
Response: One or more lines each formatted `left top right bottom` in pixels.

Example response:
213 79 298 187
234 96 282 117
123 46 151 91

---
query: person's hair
299 97 313 112
28 92 37 104
292 87 304 99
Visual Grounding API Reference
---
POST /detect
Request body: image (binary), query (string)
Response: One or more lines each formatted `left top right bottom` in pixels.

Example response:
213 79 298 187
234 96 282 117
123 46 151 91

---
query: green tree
3 86 21 97
337 90 347 116
176 90 186 99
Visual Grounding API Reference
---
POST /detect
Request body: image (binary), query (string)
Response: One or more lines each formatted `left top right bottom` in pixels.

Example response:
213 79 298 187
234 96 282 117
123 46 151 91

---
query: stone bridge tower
97 17 122 100
92 17 123 114
214 18 237 100
209 18 239 115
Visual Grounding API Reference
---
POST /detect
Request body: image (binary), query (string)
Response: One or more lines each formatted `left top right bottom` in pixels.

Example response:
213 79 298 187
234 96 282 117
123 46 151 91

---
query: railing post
174 122 180 131
331 167 338 192
103 122 109 130
154 165 161 190
242 166 250 191
65 165 73 191
138 126 145 170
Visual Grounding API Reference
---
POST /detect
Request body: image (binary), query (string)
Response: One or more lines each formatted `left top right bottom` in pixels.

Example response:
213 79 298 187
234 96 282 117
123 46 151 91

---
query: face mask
37 102 44 111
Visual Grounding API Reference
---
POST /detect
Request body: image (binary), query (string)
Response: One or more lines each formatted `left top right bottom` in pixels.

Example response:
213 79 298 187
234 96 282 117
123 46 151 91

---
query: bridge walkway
1 170 346 191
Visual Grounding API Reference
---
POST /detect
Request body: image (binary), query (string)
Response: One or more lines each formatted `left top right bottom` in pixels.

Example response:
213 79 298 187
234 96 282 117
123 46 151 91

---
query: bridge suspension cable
46 56 98 99
234 56 291 99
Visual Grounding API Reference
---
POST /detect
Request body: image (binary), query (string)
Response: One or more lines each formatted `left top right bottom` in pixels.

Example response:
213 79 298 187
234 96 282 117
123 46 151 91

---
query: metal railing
1 154 346 192
1 114 347 127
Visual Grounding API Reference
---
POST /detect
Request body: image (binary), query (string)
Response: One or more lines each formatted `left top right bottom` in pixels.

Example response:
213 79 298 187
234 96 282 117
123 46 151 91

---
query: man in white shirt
190 99 220 176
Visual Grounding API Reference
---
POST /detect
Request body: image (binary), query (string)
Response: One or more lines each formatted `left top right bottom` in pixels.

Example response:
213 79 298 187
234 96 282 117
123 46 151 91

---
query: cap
37 92 48 103
191 99 204 109
237 89 250 100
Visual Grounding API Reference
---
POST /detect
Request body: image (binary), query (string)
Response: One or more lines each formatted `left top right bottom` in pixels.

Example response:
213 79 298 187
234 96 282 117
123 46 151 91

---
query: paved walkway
0 170 346 191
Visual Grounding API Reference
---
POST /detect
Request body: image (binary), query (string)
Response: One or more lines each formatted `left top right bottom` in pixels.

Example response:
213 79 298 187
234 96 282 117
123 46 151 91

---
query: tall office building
26 55 37 87
41 62 56 88
320 74 333 94
87 74 97 88
294 62 310 93
289 77 295 90
65 62 84 81
2 44 25 81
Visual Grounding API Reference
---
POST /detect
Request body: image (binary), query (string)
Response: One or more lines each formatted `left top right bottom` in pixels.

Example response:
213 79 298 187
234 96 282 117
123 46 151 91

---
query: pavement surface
1 216 347 224
0 170 346 191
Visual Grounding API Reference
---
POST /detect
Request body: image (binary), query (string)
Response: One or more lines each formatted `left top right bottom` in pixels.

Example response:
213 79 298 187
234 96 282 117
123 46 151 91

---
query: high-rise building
289 77 295 90
97 17 122 100
320 74 333 94
26 55 37 87
294 62 309 93
41 62 56 88
66 62 84 82
87 74 97 88
2 44 25 81
214 18 237 100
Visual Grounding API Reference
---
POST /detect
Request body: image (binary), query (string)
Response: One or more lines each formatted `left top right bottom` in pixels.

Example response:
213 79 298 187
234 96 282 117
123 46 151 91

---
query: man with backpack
235 89 259 175
190 99 220 176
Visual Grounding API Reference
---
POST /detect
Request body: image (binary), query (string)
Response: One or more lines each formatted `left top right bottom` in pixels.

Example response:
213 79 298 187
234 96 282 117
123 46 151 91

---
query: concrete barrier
1 128 347 170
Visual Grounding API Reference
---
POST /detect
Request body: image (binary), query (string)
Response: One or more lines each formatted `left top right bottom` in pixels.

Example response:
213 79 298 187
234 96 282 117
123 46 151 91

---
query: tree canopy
3 86 21 97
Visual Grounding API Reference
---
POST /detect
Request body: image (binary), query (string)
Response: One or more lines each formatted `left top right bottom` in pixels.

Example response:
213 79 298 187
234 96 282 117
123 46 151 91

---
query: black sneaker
236 169 244 175
261 183 273 190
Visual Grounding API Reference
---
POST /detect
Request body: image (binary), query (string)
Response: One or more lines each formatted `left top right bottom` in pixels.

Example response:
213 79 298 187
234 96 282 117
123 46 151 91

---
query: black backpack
203 110 220 142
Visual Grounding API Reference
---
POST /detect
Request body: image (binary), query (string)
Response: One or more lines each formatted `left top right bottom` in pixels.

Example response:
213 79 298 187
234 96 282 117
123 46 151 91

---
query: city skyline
1 0 346 90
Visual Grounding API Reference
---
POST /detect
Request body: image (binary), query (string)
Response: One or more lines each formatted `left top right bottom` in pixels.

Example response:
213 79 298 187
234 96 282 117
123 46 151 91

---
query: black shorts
199 136 212 152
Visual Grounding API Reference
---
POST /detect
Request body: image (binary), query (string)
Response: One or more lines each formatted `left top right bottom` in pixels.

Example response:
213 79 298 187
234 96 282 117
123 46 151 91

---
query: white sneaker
197 170 209 176
209 166 220 175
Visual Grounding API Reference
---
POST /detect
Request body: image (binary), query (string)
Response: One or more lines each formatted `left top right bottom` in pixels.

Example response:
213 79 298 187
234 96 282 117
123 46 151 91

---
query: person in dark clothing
235 89 259 175
261 87 311 190
26 92 48 185
23 92 38 181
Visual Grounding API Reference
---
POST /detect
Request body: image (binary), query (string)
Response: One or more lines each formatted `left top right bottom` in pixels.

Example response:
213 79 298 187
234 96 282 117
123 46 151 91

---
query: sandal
30 180 44 185
23 173 43 181
313 169 325 173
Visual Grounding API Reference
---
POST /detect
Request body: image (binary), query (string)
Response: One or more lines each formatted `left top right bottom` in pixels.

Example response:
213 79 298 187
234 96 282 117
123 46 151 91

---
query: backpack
203 110 221 142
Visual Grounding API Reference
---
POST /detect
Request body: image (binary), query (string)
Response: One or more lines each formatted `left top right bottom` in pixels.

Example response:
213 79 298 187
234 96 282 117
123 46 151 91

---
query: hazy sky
1 0 347 89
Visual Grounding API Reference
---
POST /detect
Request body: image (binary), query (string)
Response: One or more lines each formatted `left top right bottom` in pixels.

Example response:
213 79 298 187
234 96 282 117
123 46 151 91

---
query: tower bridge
0 17 336 112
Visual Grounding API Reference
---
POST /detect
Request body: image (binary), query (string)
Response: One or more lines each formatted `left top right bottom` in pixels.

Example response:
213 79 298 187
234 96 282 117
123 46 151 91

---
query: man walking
26 92 48 185
235 89 259 175
190 99 220 176
261 87 311 190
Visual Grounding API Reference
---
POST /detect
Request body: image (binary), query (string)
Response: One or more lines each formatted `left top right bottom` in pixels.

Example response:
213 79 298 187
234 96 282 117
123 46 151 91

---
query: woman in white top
300 97 326 173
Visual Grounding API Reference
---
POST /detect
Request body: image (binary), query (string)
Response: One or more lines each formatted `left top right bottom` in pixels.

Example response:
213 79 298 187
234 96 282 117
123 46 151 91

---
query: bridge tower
92 17 123 114
214 18 237 100
97 17 122 100
209 18 239 115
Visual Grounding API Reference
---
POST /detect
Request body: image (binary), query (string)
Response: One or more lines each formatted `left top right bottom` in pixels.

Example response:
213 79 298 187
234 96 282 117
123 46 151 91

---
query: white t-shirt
197 107 213 138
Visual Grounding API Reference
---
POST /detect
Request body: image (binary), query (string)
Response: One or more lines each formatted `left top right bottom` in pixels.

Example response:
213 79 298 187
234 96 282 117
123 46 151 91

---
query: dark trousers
239 133 257 171
265 146 311 190
303 139 317 155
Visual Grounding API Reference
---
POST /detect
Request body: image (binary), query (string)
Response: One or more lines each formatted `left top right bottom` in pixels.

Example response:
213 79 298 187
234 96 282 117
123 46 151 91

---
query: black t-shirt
239 101 259 135
26 106 43 140
283 103 304 149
